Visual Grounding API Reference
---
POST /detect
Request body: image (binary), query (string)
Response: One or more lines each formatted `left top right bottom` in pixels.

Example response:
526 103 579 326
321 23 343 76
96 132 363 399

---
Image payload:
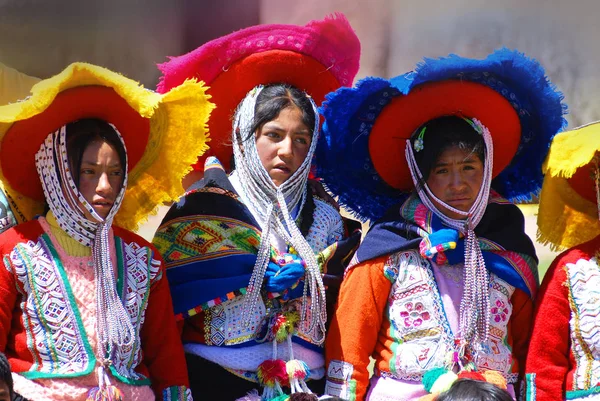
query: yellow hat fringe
538 122 600 250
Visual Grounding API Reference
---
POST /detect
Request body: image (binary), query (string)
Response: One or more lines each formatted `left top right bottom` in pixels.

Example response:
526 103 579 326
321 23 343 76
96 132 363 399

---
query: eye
434 168 448 175
111 170 123 177
80 168 95 175
265 131 281 139
295 137 309 145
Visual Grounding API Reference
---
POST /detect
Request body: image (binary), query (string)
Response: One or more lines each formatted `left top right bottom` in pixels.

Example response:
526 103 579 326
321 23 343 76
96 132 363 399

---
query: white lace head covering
232 84 327 344
405 117 494 356
35 123 135 367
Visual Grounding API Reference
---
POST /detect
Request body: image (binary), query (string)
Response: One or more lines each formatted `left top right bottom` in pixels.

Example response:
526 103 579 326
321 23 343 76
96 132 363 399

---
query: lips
273 164 291 174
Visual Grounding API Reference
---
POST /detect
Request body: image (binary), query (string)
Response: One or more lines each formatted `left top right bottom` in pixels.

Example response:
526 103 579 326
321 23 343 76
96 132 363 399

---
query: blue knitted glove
419 229 460 259
264 253 306 293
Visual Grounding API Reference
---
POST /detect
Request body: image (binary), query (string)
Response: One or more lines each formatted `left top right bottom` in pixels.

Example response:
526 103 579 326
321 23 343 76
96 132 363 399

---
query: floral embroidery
385 250 515 380
400 301 431 328
491 299 509 323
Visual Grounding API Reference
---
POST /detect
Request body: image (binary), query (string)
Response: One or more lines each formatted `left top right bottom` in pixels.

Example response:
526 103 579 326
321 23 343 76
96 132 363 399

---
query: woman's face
255 106 312 186
425 146 484 219
77 139 124 219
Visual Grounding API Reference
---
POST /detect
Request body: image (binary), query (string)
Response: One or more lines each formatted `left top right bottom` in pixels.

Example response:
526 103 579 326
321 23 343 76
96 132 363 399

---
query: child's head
436 379 512 401
0 352 13 400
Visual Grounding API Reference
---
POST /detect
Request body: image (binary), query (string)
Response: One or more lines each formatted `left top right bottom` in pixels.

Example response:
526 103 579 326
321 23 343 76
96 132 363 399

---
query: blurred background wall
3 0 599 273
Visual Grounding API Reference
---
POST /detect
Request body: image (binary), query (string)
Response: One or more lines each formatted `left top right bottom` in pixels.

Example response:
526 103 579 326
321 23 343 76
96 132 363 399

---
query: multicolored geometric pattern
154 216 261 267
162 385 192 401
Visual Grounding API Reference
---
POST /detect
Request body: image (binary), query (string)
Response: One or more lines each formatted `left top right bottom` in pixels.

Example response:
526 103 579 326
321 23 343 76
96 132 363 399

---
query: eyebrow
81 161 122 168
262 123 311 136
434 157 478 167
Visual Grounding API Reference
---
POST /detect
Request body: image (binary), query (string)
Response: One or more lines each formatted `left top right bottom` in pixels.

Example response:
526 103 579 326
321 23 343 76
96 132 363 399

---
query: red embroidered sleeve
526 256 572 401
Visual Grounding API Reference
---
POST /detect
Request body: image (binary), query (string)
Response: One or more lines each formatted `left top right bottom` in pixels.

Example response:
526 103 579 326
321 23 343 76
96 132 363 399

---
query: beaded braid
35 125 135 388
232 85 327 344
405 117 494 355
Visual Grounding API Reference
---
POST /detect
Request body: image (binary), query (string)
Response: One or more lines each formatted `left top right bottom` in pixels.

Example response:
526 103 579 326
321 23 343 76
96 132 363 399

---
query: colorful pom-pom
86 385 124 401
258 359 289 387
457 371 486 381
430 371 458 394
272 311 300 343
287 359 310 380
422 367 448 392
482 370 508 390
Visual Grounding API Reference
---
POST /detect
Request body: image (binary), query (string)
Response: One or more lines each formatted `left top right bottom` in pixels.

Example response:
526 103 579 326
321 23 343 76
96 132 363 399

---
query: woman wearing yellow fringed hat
526 122 600 401
0 63 214 401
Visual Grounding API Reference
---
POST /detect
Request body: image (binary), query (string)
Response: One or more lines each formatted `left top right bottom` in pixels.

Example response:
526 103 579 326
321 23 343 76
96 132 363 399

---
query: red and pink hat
157 13 361 171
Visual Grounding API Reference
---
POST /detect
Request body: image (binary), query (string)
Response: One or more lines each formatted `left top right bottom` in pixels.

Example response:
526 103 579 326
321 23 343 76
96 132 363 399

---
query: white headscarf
232 85 327 344
35 124 135 373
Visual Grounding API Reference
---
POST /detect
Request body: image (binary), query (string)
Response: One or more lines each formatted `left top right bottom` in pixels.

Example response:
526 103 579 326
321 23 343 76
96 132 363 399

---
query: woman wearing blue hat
317 49 567 400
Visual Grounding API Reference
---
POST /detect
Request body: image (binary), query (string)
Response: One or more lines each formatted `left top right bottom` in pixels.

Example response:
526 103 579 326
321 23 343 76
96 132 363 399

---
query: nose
277 137 294 160
448 170 467 192
96 172 112 196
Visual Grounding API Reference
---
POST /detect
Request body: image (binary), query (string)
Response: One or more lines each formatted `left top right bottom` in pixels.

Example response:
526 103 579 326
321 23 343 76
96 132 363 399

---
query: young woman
0 62 214 401
526 121 600 401
152 14 361 401
314 49 567 400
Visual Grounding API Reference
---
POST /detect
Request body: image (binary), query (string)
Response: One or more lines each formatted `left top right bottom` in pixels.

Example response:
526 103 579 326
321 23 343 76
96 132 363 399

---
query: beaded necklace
405 118 494 360
232 85 327 344
35 125 134 396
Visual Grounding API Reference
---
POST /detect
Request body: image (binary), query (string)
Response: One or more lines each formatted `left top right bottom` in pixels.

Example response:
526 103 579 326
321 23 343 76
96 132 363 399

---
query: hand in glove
264 253 306 293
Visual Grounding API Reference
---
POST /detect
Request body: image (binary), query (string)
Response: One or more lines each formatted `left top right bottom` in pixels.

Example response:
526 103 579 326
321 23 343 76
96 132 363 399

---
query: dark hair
65 119 127 185
242 83 316 141
410 116 485 185
436 379 513 401
0 352 13 397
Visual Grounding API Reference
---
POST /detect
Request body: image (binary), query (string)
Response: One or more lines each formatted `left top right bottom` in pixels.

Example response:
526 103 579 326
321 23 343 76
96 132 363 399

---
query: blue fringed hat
316 48 567 222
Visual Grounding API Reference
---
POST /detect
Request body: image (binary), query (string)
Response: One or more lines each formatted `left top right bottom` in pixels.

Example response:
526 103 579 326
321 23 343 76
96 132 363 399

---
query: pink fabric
157 12 360 92
12 219 155 401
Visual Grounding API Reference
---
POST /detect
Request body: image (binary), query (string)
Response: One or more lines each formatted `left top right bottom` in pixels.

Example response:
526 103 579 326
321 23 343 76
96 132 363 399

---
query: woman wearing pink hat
152 14 362 401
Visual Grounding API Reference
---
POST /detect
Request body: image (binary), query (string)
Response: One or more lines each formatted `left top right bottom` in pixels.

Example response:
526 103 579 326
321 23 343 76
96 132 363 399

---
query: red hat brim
568 163 596 204
192 49 340 171
369 80 521 190
1 86 149 202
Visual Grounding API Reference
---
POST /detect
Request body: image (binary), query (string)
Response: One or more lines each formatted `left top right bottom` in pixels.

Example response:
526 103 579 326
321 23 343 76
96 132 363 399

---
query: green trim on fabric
115 236 124 296
525 373 536 401
347 379 358 401
387 306 400 376
108 365 152 386
21 235 96 379
567 387 600 399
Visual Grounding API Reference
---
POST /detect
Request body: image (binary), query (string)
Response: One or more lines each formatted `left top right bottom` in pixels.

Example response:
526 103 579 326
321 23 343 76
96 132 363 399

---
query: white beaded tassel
405 118 493 350
233 86 327 344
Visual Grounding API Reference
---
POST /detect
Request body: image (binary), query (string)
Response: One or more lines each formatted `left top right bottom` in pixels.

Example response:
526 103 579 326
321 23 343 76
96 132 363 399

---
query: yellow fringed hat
538 121 600 250
0 62 214 231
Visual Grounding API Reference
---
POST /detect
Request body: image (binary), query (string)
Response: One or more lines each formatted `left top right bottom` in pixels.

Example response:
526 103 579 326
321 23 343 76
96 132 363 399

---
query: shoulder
552 236 600 268
312 197 343 225
0 219 44 252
